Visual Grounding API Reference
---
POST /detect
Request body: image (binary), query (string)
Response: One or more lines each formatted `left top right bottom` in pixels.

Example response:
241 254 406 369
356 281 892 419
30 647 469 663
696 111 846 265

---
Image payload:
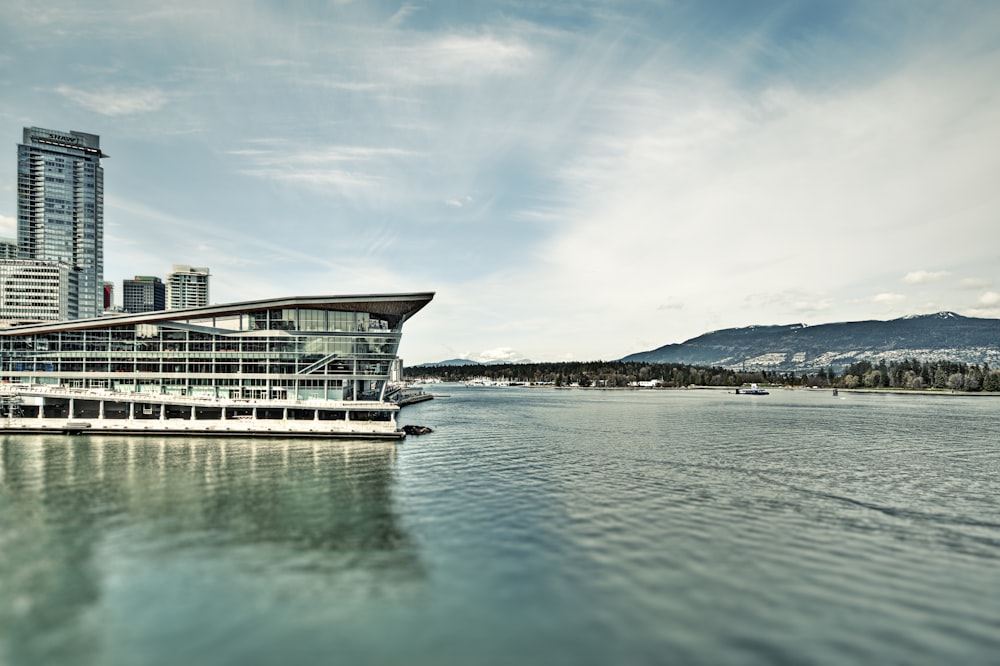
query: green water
1 387 998 665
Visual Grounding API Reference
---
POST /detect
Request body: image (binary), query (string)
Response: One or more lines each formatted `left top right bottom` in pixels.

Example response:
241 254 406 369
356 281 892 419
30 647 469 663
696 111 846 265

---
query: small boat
735 383 769 395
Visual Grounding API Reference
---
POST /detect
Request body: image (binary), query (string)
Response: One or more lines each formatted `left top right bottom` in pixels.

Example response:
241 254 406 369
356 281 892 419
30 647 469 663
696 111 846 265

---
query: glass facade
16 127 106 319
0 294 433 403
122 275 166 313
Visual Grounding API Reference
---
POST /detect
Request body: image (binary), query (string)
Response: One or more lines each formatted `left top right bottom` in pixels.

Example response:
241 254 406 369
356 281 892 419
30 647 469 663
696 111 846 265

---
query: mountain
414 358 533 367
620 312 1000 372
414 358 480 367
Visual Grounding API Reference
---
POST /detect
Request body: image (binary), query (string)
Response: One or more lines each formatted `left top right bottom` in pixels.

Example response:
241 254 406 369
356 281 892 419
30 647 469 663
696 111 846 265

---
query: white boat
735 383 769 395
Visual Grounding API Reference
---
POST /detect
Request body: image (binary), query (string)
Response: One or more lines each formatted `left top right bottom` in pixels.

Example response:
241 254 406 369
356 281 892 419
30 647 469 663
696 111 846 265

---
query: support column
69 398 75 419
282 407 288 421
221 407 227 420
159 404 165 421
99 401 105 420
129 402 135 419
190 405 196 421
314 409 319 421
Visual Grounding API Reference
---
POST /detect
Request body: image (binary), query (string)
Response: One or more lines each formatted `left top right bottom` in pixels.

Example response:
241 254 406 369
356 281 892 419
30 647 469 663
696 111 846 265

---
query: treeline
835 358 1000 391
406 359 1000 392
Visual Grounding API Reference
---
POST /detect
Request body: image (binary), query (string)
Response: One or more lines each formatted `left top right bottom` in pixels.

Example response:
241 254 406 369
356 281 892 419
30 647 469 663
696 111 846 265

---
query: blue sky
1 1 998 364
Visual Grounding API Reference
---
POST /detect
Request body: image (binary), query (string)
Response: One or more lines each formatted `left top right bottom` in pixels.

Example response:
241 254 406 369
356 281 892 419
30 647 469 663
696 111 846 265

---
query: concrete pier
0 385 404 439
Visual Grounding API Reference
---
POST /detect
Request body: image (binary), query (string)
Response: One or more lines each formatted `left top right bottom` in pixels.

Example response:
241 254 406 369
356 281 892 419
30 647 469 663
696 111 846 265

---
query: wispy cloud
959 277 991 289
388 4 421 28
477 347 522 363
2 1 998 363
903 270 950 284
978 291 1000 306
872 293 906 305
53 85 168 115
375 32 539 85
230 143 419 196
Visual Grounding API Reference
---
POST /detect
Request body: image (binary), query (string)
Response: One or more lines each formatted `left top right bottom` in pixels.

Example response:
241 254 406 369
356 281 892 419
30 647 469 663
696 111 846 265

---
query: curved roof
0 292 435 335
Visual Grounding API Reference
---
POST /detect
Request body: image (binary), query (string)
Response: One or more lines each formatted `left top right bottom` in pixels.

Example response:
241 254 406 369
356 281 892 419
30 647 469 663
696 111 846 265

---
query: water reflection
0 435 422 666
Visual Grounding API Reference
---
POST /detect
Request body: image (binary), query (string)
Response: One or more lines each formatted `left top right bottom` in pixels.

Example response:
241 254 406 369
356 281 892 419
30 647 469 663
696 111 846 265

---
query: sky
1 1 999 364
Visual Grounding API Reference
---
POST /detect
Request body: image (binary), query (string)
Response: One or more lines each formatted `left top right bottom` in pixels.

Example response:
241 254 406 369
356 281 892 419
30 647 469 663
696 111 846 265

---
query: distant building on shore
167 265 210 309
122 275 165 313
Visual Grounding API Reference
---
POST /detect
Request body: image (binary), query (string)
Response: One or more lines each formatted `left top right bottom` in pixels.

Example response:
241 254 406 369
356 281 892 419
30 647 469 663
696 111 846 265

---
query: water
1 387 998 665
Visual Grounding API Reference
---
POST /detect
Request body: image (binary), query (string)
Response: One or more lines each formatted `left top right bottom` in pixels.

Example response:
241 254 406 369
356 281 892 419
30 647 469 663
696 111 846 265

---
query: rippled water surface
2 387 999 665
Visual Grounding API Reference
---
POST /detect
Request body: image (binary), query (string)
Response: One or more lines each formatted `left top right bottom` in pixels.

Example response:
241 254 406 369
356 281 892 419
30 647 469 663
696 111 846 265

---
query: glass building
123 275 166 313
0 292 433 403
16 127 107 319
0 293 432 438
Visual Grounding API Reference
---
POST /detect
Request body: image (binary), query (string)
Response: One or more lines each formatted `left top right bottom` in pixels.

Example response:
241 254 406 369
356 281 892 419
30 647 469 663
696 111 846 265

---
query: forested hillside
620 312 1000 372
406 358 1000 392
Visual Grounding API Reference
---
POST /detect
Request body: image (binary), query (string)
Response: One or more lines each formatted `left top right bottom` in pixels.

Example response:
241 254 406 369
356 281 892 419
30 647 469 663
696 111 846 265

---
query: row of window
3 361 390 375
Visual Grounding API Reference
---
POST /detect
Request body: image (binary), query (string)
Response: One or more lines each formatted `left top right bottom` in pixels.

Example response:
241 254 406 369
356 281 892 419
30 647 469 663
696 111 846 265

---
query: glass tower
16 127 107 319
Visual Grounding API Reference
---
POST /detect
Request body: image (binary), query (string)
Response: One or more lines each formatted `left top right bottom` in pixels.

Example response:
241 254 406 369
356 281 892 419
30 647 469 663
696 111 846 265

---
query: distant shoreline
454 383 1000 397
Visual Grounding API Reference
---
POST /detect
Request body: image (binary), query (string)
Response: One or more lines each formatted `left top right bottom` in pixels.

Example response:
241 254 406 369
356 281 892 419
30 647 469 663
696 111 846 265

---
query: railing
0 383 396 410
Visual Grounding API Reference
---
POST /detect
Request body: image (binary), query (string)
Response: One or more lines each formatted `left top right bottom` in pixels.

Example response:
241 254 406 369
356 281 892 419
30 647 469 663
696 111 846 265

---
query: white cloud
4 1 998 364
444 196 472 209
477 347 521 363
388 4 420 28
978 291 1000 306
903 270 950 284
53 85 168 115
409 33 536 81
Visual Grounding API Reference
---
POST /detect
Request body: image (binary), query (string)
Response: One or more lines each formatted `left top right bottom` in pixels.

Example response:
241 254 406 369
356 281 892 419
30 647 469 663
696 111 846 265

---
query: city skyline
1 2 999 364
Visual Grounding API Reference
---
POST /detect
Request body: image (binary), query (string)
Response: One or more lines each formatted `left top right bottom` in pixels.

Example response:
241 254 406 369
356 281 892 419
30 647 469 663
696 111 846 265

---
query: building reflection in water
0 435 423 666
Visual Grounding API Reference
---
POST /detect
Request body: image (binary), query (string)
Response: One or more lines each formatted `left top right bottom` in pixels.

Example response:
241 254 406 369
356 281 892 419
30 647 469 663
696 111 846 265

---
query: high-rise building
0 259 78 326
167 265 210 309
0 237 18 259
16 127 107 319
122 276 166 313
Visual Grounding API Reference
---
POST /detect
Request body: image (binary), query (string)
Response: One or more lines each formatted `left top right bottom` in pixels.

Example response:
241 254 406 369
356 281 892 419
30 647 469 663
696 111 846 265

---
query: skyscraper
122 276 165 313
16 127 107 319
166 265 210 309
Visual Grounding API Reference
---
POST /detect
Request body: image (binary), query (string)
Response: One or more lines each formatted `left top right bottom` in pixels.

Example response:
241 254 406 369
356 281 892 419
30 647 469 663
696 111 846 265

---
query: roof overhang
0 292 435 336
